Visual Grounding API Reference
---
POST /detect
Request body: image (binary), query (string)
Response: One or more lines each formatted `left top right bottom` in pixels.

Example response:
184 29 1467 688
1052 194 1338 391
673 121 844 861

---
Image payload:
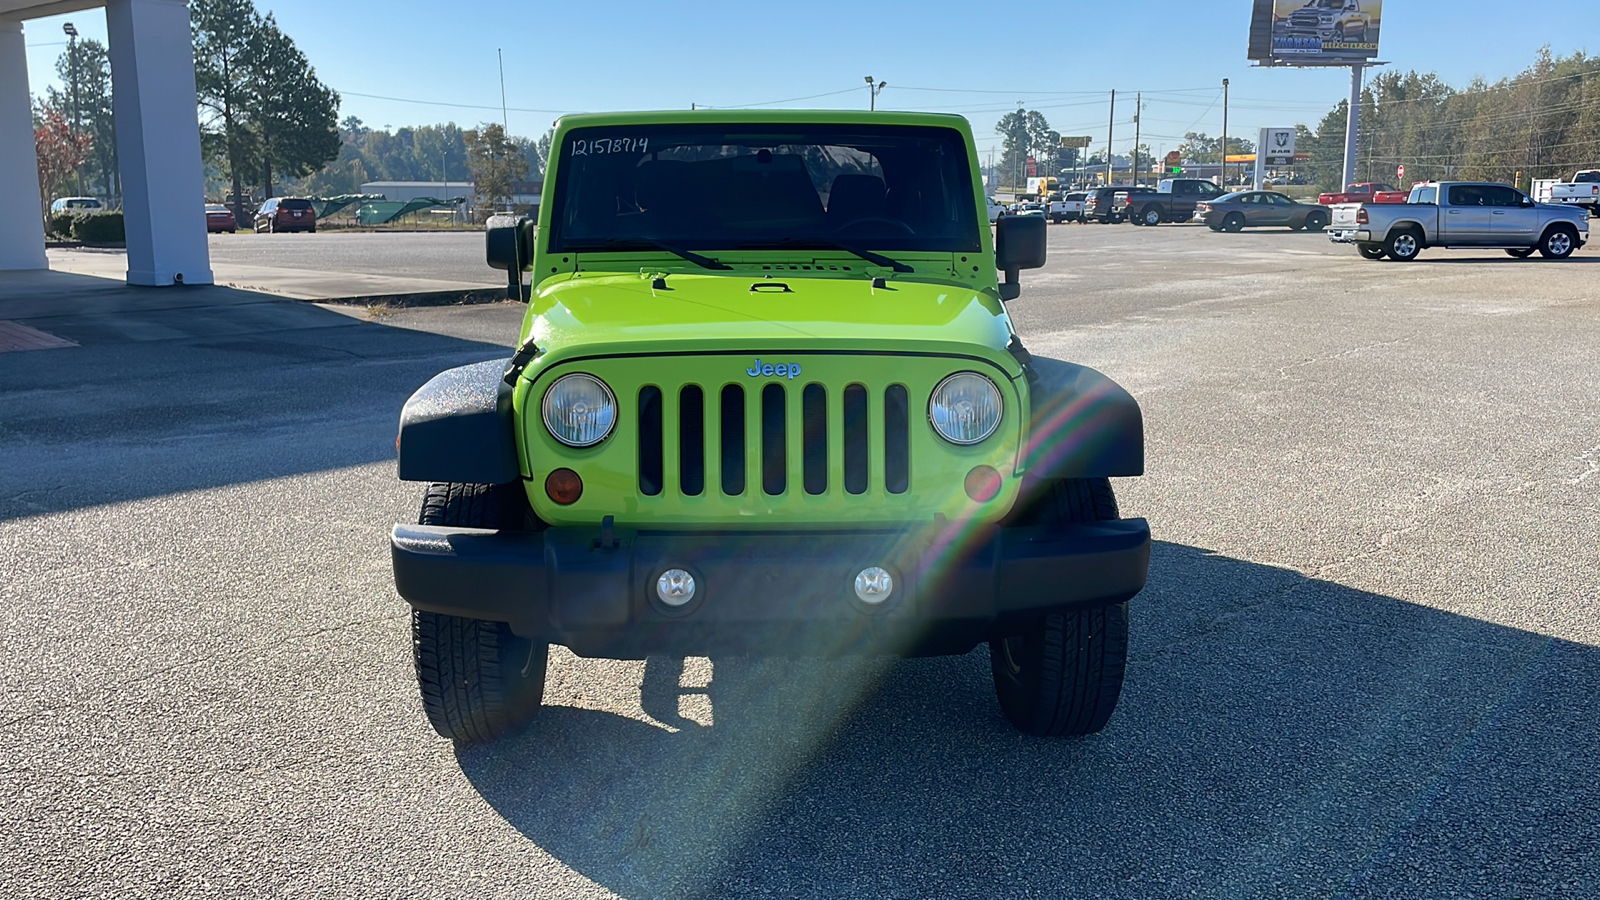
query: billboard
1247 0 1382 65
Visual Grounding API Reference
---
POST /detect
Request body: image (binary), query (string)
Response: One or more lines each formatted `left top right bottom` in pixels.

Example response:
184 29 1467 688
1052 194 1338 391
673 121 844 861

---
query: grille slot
679 385 705 496
720 384 746 495
761 383 787 496
842 383 869 495
802 383 828 495
884 384 910 494
638 386 663 496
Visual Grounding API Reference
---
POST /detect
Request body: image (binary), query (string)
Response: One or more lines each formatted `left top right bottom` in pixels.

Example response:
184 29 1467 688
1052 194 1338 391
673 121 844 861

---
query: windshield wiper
572 238 731 270
758 238 914 273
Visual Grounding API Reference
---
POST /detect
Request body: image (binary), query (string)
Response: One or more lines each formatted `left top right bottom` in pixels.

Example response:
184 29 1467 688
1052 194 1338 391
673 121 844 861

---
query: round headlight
542 373 616 447
928 372 1003 445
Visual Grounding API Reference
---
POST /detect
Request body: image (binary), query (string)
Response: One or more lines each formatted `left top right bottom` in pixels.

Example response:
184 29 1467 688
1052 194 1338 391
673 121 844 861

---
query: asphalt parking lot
3 223 1598 898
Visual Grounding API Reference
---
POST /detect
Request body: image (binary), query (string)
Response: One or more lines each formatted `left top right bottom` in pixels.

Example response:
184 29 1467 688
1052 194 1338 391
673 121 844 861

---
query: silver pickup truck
1328 181 1589 261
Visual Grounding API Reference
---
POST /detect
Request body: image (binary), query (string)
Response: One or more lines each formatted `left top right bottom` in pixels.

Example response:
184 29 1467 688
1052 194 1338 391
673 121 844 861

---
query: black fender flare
397 358 521 484
1020 357 1144 479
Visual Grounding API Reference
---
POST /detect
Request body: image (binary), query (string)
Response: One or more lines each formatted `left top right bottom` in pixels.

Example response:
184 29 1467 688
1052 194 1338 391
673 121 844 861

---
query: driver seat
828 174 888 224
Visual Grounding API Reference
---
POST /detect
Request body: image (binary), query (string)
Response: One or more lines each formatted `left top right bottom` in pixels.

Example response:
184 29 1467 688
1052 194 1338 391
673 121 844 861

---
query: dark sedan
1195 190 1331 233
204 204 237 233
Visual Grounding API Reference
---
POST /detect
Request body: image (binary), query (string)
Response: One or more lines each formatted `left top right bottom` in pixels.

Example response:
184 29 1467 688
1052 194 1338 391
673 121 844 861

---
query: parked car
49 196 104 213
1049 191 1087 223
1013 202 1047 217
1317 182 1407 205
204 204 237 233
1126 178 1227 226
253 197 317 233
1084 186 1154 224
1194 190 1331 232
986 195 1005 223
1531 170 1600 217
1328 181 1589 261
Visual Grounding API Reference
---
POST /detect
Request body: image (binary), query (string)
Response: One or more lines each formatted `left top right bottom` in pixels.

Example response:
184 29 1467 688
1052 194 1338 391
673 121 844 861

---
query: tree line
1295 47 1600 191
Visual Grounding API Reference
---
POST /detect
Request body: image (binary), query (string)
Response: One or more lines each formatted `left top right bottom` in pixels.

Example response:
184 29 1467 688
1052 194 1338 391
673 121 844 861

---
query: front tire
1537 226 1577 259
412 481 548 743
990 478 1129 737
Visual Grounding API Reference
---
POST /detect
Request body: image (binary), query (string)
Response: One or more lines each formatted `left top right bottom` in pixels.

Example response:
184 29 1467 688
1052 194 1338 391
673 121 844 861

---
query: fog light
545 468 583 505
964 465 1002 503
656 568 696 606
854 567 894 604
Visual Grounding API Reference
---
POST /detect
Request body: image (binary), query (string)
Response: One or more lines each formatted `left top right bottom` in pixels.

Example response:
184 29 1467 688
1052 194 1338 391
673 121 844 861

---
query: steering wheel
836 217 915 236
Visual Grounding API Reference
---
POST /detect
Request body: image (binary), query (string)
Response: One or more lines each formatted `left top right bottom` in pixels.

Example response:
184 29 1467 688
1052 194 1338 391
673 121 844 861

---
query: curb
314 287 511 308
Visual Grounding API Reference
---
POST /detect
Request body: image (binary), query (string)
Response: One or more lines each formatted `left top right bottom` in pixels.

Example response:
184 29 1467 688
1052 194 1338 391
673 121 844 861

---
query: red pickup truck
1318 183 1408 205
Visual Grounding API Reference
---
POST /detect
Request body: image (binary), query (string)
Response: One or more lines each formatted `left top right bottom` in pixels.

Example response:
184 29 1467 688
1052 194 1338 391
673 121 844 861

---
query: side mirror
485 214 532 301
994 213 1046 301
1521 197 1535 208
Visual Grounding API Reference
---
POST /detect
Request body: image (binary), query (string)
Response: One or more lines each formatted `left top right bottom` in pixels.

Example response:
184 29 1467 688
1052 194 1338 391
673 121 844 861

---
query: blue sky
20 0 1591 162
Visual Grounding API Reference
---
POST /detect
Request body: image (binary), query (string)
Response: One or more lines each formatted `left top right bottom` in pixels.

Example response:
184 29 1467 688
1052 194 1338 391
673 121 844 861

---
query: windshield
548 124 980 254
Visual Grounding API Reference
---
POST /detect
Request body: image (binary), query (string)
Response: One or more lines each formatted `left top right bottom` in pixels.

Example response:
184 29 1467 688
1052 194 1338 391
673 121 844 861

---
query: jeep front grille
638 382 911 498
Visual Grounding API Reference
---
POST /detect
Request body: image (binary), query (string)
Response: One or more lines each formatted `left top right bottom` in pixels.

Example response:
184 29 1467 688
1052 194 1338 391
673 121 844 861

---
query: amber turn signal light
964 465 1002 503
545 468 583 505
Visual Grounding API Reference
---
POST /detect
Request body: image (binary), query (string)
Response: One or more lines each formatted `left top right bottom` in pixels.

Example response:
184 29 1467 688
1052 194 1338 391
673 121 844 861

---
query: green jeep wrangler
391 110 1149 742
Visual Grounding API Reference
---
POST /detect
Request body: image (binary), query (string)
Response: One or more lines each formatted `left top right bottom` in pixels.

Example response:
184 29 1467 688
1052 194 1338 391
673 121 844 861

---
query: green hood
522 271 1018 371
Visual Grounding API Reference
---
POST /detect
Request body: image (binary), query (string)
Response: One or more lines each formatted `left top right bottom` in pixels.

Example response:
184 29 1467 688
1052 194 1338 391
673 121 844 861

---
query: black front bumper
391 519 1150 659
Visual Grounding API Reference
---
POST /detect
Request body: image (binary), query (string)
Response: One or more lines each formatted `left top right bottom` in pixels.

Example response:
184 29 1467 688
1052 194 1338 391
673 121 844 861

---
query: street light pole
864 76 886 111
63 22 79 195
1221 77 1229 187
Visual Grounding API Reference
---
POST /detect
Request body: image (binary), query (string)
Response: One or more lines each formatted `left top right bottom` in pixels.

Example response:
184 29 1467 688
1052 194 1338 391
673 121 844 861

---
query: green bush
70 211 125 244
47 211 76 239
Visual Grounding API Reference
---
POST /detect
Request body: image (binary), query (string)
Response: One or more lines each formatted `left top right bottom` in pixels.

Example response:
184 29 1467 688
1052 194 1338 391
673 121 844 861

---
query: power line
338 89 570 114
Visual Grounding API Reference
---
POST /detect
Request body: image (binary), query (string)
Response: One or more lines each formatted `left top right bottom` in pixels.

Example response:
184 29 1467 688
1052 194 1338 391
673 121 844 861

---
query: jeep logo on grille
746 359 802 380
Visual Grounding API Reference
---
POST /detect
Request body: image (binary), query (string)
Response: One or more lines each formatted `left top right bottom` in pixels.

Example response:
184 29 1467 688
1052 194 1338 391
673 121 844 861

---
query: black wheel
1139 206 1163 227
1052 215 1063 224
1537 227 1577 259
1357 244 1386 260
1505 248 1535 258
990 478 1129 737
412 481 548 743
1222 213 1245 233
1109 213 1124 224
1385 227 1422 261
1304 210 1328 232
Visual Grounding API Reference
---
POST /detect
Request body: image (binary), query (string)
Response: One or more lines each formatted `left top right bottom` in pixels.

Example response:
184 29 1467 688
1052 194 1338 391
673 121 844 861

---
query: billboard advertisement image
1248 0 1383 65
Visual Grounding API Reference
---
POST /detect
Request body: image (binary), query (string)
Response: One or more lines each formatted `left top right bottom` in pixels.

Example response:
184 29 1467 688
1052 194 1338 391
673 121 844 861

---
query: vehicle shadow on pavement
455 541 1600 899
0 280 512 522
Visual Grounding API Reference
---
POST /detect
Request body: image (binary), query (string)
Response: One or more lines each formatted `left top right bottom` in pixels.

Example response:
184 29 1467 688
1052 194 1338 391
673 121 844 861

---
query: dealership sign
1260 128 1296 166
1247 0 1383 66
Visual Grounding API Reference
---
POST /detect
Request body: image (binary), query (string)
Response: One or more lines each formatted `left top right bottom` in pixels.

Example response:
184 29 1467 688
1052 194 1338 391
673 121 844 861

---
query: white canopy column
106 0 211 285
0 18 48 271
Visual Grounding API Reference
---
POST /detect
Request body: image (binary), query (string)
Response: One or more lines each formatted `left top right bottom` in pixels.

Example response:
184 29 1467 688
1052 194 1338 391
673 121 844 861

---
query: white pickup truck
1328 181 1589 261
1531 171 1600 217
1047 191 1086 224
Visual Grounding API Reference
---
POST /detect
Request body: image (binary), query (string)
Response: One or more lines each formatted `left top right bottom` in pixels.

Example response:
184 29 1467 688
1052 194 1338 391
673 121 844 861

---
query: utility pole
1220 78 1229 187
1132 92 1142 186
1106 89 1115 185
